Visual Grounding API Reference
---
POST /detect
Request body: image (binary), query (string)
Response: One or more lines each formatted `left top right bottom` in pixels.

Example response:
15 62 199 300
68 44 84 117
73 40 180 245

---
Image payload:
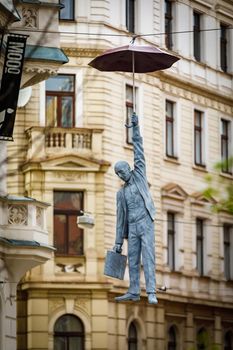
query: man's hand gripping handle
125 112 138 128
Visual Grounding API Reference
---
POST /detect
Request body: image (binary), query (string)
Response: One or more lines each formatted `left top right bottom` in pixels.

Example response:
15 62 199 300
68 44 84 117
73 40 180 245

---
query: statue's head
114 161 132 182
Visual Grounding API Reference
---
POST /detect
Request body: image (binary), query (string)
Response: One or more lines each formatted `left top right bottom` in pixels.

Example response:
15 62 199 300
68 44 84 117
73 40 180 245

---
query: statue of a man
113 113 157 304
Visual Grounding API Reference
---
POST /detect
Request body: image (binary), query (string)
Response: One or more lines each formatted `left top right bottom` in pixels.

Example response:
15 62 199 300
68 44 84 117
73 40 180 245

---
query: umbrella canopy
88 44 180 73
89 43 180 119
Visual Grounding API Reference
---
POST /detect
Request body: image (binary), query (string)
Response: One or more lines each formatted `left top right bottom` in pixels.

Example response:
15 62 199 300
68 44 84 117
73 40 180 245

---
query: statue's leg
140 217 156 294
128 224 141 295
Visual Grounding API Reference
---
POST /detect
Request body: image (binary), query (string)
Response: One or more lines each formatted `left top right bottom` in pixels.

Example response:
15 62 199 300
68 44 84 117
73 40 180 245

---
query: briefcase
104 250 127 280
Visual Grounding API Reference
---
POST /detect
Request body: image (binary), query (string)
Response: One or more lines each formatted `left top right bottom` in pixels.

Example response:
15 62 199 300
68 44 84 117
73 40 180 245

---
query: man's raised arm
131 113 146 176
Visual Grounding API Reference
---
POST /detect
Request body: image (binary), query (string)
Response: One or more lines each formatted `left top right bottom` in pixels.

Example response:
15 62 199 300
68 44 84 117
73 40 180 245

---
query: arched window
224 331 233 350
197 327 209 350
54 314 84 350
128 322 138 350
168 326 177 350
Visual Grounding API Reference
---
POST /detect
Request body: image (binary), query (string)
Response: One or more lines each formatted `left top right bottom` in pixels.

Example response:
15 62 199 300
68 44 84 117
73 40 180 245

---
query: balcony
26 126 104 160
0 195 54 279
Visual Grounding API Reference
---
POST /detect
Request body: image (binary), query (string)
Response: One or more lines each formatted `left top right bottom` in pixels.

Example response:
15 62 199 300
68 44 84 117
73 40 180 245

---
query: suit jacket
115 124 156 244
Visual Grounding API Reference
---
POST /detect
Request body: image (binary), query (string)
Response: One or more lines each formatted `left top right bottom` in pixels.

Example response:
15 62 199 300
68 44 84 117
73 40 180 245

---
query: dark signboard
0 33 28 141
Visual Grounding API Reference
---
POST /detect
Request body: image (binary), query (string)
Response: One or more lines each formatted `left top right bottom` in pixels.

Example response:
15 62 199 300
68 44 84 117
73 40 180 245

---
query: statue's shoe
148 293 158 304
115 293 140 302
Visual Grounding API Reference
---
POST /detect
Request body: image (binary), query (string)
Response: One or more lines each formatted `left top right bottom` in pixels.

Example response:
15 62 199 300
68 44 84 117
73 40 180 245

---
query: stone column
155 303 165 349
214 313 222 349
185 310 194 349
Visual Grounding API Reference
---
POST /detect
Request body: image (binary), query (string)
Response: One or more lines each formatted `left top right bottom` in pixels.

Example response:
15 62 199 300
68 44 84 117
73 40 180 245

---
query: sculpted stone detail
22 7 38 28
54 172 85 181
36 207 43 228
63 47 102 58
8 205 28 225
48 298 64 314
161 81 231 112
56 263 83 273
74 298 89 313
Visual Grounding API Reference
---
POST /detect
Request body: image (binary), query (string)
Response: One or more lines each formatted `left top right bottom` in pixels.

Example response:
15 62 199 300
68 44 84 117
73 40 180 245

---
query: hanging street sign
0 33 28 141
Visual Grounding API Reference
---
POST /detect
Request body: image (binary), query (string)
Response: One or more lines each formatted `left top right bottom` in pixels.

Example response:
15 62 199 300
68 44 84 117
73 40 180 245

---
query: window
220 24 228 72
224 224 232 281
165 0 173 50
126 0 135 33
224 331 233 350
167 212 175 270
46 74 75 128
128 322 137 350
196 218 204 275
54 314 84 350
221 119 232 174
126 85 137 144
166 100 176 158
168 326 177 350
59 0 75 20
193 11 201 61
54 191 84 255
197 328 209 350
194 110 205 166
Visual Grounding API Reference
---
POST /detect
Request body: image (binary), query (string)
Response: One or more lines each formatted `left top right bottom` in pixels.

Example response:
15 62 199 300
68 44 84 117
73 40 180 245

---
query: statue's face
115 162 131 182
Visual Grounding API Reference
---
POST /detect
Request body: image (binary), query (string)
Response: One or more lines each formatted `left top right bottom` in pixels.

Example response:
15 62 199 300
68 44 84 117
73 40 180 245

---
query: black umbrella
89 41 180 114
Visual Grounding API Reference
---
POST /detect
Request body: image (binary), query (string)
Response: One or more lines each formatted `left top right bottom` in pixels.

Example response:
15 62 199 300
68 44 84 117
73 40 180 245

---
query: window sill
59 19 76 23
220 172 233 180
196 274 211 281
164 156 180 165
192 164 208 173
55 255 85 261
225 279 233 284
124 144 133 151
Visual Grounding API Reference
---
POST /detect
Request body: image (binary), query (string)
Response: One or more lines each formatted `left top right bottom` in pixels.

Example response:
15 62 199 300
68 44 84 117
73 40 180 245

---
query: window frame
53 191 84 256
197 327 209 350
193 11 201 62
54 314 85 350
164 0 173 50
165 99 177 159
126 0 136 33
167 212 176 271
59 0 75 21
224 330 233 350
220 23 228 73
168 325 177 350
46 74 75 128
196 218 204 276
221 119 232 174
128 321 138 350
223 224 232 281
194 109 206 167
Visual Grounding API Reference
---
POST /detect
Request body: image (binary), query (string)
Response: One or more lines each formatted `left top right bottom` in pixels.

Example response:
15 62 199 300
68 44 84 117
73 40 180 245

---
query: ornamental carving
48 298 64 314
22 7 38 28
54 172 85 181
36 207 43 228
74 298 89 313
8 205 28 225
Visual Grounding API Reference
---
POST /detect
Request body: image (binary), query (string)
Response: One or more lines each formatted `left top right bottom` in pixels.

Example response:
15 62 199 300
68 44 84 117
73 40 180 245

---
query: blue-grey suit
115 124 156 294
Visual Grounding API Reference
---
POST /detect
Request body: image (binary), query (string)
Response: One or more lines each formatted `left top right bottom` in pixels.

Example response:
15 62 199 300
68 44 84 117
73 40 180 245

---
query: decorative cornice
159 72 233 112
62 47 103 58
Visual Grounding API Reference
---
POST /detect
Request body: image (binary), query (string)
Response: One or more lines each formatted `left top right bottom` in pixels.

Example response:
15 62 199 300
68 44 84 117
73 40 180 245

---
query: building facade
7 0 233 349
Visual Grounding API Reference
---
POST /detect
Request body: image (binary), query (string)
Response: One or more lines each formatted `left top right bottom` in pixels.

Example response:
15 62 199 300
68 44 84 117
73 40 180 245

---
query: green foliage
203 158 233 215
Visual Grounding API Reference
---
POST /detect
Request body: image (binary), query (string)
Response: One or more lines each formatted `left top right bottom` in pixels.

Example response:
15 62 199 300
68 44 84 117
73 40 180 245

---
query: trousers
127 214 156 295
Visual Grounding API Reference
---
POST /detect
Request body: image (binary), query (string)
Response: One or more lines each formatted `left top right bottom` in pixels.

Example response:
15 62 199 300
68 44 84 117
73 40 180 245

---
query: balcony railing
26 126 103 160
